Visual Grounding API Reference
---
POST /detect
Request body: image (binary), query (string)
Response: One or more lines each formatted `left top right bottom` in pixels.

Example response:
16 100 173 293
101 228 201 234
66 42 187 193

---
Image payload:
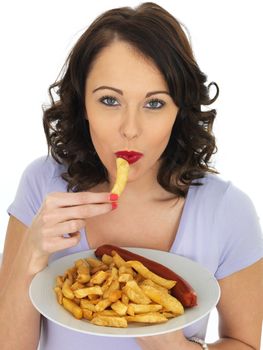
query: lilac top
8 156 263 350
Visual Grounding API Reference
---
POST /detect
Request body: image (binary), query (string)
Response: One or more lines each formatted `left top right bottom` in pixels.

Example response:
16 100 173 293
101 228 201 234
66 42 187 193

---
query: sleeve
215 183 263 279
7 157 52 227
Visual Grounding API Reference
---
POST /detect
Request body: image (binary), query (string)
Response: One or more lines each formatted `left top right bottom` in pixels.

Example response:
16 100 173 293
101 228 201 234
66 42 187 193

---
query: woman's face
85 40 178 186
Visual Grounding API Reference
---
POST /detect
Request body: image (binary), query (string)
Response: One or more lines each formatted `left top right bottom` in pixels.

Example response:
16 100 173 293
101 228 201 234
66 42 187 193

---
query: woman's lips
115 151 143 164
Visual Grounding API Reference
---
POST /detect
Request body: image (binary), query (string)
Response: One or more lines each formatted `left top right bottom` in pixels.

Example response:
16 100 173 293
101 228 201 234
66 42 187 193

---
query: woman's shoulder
20 155 68 192
7 156 68 226
184 173 262 280
188 173 257 220
191 173 249 204
191 173 261 236
23 155 65 176
190 173 231 204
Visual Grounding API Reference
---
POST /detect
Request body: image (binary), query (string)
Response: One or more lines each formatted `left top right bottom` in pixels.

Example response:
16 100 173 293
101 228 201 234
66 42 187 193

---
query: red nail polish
111 201 118 210
109 193 119 201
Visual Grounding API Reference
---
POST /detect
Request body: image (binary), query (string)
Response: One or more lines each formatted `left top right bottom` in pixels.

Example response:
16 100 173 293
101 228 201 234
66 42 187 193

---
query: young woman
0 3 262 350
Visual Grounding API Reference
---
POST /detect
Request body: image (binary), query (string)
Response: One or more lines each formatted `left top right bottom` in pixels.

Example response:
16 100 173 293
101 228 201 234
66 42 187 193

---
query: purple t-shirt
7 156 263 350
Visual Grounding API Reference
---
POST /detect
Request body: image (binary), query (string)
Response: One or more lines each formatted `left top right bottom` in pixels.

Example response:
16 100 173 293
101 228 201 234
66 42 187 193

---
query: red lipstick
115 151 143 164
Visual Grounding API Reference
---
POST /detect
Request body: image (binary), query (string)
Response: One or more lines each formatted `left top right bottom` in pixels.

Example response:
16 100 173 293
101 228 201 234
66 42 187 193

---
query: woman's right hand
24 191 115 274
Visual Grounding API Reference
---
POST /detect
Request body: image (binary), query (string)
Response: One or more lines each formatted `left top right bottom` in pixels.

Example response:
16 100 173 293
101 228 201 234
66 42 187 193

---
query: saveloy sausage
95 244 197 308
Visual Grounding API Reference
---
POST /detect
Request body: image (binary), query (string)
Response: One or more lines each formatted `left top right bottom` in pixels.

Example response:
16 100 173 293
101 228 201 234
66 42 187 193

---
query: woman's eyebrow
92 86 170 97
93 86 123 95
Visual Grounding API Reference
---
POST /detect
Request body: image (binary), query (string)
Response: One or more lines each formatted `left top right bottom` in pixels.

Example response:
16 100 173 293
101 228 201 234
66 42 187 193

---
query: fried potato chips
54 251 184 328
110 158 130 196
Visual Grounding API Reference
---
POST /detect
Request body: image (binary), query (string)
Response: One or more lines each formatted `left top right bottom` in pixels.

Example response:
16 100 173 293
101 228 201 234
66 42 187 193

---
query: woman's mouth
115 151 144 164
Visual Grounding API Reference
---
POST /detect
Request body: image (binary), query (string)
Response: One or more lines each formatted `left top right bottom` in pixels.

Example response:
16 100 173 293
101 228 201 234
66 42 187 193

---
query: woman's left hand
136 329 191 350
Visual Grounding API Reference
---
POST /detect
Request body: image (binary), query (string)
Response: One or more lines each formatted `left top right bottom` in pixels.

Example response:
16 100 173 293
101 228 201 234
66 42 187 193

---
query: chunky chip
91 315 128 328
111 158 130 196
62 297 83 319
126 261 176 289
125 312 168 323
141 284 184 316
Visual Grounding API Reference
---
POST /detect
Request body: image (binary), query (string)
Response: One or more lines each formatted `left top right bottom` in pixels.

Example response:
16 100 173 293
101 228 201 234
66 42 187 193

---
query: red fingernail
109 193 119 201
111 201 118 210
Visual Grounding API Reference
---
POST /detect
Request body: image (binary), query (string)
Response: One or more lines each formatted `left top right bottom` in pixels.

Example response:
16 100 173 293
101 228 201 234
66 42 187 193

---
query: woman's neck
96 162 177 204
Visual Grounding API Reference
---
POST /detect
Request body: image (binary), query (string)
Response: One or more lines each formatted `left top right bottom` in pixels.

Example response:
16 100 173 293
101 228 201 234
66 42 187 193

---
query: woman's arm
0 191 114 350
137 259 263 350
209 259 263 350
0 216 41 350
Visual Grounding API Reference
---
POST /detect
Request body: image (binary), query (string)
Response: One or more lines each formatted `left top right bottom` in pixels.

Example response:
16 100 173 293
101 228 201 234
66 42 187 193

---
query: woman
0 2 262 350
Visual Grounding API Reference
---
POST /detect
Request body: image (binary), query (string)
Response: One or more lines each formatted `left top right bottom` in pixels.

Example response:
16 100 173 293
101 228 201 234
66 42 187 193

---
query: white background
0 0 262 345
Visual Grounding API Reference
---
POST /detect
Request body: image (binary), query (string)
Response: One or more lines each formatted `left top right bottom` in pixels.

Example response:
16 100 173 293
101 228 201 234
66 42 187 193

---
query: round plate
29 248 220 337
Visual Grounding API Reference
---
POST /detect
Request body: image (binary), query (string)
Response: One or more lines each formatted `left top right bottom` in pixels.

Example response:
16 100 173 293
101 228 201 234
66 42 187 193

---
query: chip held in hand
111 158 130 196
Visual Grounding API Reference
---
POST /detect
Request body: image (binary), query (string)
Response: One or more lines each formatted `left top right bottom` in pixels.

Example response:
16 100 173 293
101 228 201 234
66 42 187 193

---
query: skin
85 40 179 194
0 40 262 349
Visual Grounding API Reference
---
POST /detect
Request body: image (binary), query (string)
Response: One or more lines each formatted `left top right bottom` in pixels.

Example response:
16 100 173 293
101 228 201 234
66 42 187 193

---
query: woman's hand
136 330 196 350
24 191 114 274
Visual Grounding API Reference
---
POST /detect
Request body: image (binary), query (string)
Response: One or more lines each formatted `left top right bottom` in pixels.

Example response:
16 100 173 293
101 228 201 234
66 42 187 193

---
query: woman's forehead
86 41 168 92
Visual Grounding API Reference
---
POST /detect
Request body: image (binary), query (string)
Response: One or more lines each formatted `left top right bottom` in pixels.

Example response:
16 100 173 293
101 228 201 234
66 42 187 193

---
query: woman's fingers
29 191 117 256
44 191 112 209
74 202 113 218
42 219 86 238
41 203 113 225
44 232 82 253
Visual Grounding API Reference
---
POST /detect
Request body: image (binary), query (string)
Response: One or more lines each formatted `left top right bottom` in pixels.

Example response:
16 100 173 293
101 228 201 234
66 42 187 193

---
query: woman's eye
99 96 119 106
145 99 165 109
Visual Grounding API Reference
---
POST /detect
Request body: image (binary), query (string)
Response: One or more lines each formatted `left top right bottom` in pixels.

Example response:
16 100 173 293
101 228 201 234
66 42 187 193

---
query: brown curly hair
43 2 219 197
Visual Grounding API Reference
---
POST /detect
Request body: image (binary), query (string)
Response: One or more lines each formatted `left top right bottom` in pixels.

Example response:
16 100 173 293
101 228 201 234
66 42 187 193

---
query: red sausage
95 244 197 308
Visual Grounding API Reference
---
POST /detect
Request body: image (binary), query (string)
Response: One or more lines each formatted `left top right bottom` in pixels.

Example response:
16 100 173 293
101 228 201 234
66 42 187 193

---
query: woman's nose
120 110 142 141
122 129 138 140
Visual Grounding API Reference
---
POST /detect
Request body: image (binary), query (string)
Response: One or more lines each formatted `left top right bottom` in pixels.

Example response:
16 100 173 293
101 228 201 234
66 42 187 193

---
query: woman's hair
43 2 219 197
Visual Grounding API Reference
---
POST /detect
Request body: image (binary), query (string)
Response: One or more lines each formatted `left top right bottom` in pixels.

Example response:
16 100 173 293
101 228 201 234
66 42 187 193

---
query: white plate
29 248 220 337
